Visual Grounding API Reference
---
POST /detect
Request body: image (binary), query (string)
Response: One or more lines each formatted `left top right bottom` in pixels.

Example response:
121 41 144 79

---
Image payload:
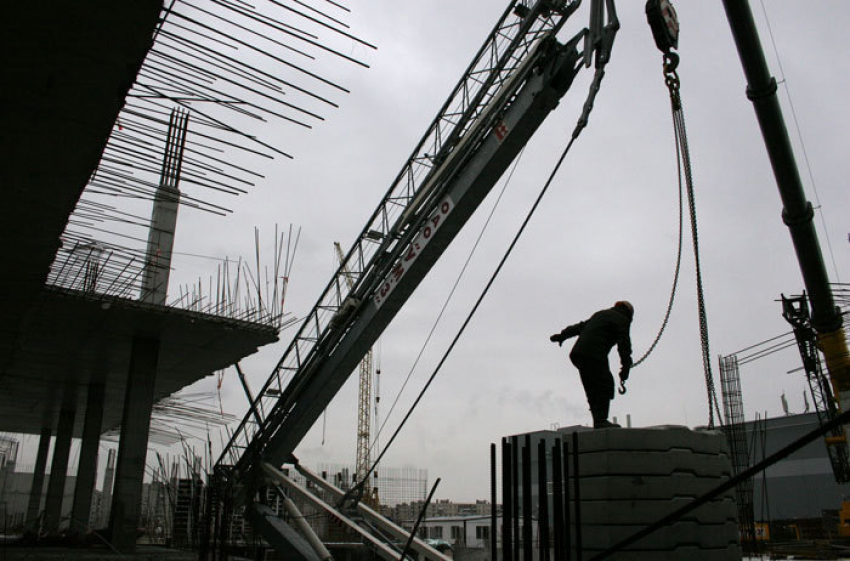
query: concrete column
69 383 105 536
25 426 52 532
99 448 116 528
43 406 76 533
109 335 159 552
140 109 188 306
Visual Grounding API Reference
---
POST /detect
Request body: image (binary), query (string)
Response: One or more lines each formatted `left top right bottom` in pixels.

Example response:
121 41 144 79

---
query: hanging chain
632 53 685 369
632 81 684 368
663 52 723 428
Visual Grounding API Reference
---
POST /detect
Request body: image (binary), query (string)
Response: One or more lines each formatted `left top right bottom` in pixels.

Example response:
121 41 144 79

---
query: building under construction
1 0 369 556
4 0 850 560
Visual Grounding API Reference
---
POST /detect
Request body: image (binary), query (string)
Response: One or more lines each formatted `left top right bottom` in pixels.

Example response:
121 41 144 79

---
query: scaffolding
317 463 428 508
718 353 757 554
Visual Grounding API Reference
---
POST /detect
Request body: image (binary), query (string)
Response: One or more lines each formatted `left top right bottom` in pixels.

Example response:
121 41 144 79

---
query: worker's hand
619 365 630 382
550 333 565 346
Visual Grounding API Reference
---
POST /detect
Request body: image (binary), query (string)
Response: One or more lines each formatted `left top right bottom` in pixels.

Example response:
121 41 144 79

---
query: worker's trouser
569 353 615 423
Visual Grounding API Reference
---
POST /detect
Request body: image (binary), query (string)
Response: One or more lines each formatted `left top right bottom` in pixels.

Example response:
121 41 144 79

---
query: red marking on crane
493 121 509 142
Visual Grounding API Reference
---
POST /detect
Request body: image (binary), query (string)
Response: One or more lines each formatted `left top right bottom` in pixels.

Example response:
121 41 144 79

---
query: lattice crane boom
215 1 619 516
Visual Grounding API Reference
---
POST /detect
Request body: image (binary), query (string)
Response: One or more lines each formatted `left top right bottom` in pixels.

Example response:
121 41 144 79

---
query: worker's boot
590 399 620 429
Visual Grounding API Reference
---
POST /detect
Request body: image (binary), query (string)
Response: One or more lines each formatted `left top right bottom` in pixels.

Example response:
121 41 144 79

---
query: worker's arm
550 321 585 346
617 326 633 379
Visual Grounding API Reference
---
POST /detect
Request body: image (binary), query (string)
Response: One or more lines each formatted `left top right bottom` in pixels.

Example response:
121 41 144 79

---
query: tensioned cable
368 147 526 456
738 340 797 366
759 0 840 285
726 330 794 357
347 61 610 506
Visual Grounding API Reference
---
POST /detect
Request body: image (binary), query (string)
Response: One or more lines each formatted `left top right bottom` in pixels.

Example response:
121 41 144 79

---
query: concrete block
570 426 730 456
575 472 736 502
513 425 741 560
576 449 732 478
575 519 739 550
574 496 737 525
575 543 743 561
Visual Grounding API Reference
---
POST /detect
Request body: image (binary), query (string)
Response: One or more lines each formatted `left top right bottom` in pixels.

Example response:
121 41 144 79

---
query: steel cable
341 64 610 509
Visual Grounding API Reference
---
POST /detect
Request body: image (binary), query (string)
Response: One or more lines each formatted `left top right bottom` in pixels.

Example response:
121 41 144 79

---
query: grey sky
99 2 850 502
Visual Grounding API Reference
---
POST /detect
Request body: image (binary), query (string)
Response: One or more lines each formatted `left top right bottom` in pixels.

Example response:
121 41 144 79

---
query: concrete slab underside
0 1 163 377
0 286 279 437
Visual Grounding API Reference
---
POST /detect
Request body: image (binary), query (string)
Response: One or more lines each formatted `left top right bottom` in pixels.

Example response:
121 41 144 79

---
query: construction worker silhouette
550 301 634 429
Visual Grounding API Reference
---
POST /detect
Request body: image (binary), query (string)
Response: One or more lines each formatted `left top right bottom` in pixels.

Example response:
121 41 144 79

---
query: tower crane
214 0 619 557
334 241 379 507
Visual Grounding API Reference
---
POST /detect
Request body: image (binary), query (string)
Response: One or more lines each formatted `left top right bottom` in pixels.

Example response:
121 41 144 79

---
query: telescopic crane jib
722 0 850 462
214 0 619 556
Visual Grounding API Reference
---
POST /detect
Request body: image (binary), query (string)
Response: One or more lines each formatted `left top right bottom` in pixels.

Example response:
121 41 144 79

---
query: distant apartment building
415 514 498 549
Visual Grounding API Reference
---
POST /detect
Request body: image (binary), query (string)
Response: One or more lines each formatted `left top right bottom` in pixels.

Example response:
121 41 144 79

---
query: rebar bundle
46 0 374 320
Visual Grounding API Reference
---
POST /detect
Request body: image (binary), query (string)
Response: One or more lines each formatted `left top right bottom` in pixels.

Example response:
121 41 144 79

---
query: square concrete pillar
70 383 105 537
25 426 52 533
43 406 76 533
109 335 159 552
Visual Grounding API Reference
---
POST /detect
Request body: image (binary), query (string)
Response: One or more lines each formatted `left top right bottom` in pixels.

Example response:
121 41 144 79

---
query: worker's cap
614 300 634 318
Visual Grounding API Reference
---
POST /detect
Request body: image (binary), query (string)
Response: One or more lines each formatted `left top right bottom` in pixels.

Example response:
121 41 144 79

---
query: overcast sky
19 2 850 504
169 1 850 502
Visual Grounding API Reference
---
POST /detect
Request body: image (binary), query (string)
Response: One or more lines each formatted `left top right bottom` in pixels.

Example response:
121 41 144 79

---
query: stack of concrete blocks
570 425 741 560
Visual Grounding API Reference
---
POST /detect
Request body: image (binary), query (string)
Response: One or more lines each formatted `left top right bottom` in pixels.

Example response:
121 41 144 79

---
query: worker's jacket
559 306 633 368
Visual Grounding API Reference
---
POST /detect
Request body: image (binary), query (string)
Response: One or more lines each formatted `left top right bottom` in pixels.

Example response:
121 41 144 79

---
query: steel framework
216 0 588 490
782 294 850 483
718 354 757 554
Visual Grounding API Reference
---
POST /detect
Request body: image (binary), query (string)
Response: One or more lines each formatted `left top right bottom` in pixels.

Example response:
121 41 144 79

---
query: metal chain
632 53 685 369
632 91 684 369
664 55 723 428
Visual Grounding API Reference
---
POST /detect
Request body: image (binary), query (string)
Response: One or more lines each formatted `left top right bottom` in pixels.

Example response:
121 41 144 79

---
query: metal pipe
551 442 565 561
491 442 499 560
294 463 449 561
274 487 332 561
512 435 520 560
261 463 399 560
537 438 550 560
502 438 513 561
522 435 532 559
401 478 441 561
572 432 582 558
562 439 571 560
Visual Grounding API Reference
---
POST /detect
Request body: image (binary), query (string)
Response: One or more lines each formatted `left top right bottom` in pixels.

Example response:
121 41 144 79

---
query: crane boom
722 0 850 464
216 0 618 511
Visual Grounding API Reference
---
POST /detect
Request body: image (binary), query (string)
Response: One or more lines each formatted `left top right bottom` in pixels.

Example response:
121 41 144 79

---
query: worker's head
614 300 634 320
